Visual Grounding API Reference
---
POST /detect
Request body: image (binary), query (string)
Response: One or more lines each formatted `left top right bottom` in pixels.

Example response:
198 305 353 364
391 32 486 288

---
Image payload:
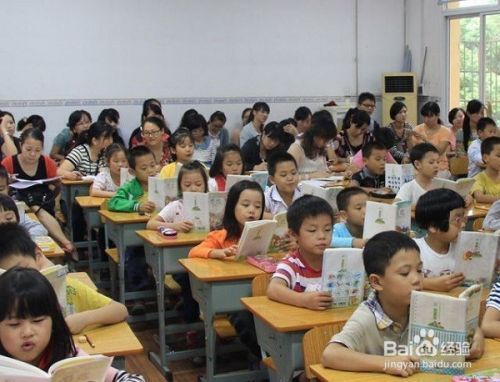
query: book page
41 265 68 316
394 200 411 235
321 248 365 308
363 201 397 239
432 177 475 199
208 192 227 230
50 355 112 382
0 354 48 379
237 220 277 260
385 164 414 193
250 171 269 191
268 211 288 253
225 175 251 192
183 192 210 232
148 177 178 210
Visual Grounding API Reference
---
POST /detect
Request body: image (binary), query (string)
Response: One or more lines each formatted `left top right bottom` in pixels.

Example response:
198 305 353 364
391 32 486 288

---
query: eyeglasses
361 103 376 109
142 129 161 137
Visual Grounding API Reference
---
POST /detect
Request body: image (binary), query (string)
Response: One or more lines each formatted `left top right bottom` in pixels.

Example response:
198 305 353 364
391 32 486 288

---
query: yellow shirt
66 278 112 315
159 162 181 179
471 171 500 197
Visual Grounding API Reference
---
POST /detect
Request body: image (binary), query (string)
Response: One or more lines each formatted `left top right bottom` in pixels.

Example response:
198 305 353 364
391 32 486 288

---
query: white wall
1 0 406 151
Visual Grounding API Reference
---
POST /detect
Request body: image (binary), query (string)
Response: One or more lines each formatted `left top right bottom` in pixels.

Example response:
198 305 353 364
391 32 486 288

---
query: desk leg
84 208 94 277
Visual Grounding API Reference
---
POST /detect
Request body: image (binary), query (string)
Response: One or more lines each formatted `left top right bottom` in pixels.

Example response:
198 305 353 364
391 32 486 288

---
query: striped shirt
65 144 106 176
272 249 322 292
486 281 500 311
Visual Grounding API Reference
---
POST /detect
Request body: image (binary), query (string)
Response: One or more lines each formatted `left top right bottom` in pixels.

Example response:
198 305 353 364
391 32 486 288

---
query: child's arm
481 307 500 339
467 327 484 360
65 300 128 334
266 277 332 310
473 190 499 204
90 187 115 198
322 342 419 377
188 230 236 259
57 159 83 180
422 273 465 292
146 213 193 232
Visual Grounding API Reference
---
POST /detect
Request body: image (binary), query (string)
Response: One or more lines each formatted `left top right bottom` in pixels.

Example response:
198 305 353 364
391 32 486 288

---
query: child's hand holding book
139 201 156 214
209 245 238 260
171 220 193 233
299 291 332 310
466 327 484 360
433 272 465 291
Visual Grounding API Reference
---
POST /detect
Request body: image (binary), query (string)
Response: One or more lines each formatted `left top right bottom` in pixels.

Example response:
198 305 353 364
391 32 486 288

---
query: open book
267 211 289 253
432 177 475 199
452 231 499 287
301 181 343 213
385 163 414 193
408 284 482 375
148 176 178 210
15 201 26 223
41 265 69 316
236 220 277 260
0 354 112 382
362 200 411 239
9 176 61 190
183 191 228 231
119 167 134 186
321 248 365 308
226 172 268 192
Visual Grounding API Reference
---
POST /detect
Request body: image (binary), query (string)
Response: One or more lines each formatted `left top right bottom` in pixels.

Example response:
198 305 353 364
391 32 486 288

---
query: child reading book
332 187 368 248
0 267 144 382
0 193 47 237
208 144 244 192
267 195 334 309
263 151 302 218
395 143 439 206
90 143 128 198
482 280 500 338
414 189 466 291
188 180 264 358
0 223 128 335
350 142 391 191
159 128 194 178
471 136 500 204
467 117 497 178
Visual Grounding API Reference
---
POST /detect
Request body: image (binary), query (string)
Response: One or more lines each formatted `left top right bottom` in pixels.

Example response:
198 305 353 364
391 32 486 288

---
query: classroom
0 0 500 381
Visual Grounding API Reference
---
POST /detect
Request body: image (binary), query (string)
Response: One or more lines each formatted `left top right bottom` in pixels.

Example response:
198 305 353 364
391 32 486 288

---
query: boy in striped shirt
482 281 500 338
267 195 334 310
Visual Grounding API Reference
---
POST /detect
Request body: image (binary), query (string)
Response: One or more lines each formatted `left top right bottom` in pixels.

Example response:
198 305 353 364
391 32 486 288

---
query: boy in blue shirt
331 187 368 248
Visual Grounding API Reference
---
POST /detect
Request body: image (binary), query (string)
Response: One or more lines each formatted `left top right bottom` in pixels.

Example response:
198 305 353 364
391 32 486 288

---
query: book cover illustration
408 285 482 375
321 248 365 308
208 191 227 230
363 200 411 239
148 176 178 210
183 192 209 232
385 163 414 193
452 231 499 287
268 211 289 253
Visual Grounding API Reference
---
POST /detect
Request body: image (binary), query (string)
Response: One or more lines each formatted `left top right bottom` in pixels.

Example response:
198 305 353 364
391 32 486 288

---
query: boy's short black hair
267 151 297 176
0 223 37 262
336 187 368 212
358 92 376 105
294 106 312 121
0 164 8 182
362 142 386 159
363 231 420 276
287 195 334 234
409 143 439 168
127 145 154 169
415 189 465 231
477 117 496 132
481 136 500 156
0 194 19 221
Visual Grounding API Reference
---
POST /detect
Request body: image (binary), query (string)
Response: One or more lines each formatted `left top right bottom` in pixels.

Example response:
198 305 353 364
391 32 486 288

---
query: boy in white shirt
467 117 498 178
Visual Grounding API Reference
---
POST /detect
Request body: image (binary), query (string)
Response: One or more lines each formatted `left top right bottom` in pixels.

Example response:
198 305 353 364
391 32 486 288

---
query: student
241 121 293 172
207 111 229 152
471 136 500 204
350 127 396 171
387 101 413 163
50 110 92 162
208 144 244 192
0 165 10 195
412 102 453 179
57 121 113 180
147 160 207 232
188 180 265 359
267 195 334 308
230 107 252 145
467 117 498 178
356 92 380 132
448 107 466 154
414 189 466 291
463 99 485 151
239 102 270 147
129 98 164 148
288 116 337 179
335 109 373 162
322 231 484 375
1 128 74 254
395 143 440 206
17 115 46 134
0 267 143 381
108 146 157 294
0 110 20 161
263 151 302 218
294 106 312 136
159 128 194 179
98 108 125 148
90 144 129 198
332 187 368 248
184 113 215 165
482 280 500 338
0 194 48 237
0 224 128 334
350 142 389 190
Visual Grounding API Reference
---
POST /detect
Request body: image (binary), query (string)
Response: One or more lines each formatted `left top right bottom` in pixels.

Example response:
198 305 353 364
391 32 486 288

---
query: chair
252 273 272 297
449 156 469 178
302 323 346 380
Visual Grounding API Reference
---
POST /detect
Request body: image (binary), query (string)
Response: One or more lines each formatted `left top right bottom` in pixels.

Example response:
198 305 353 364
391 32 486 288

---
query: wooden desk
98 210 151 308
61 179 93 244
136 230 206 375
179 258 267 382
68 272 97 290
76 196 108 275
310 338 500 382
241 295 356 382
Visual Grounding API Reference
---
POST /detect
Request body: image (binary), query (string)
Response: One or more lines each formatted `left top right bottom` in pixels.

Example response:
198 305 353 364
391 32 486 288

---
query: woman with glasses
133 115 172 167
333 109 373 163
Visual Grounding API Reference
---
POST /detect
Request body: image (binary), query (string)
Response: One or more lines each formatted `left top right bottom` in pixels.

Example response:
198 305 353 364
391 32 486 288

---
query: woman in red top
1 128 74 253
131 116 172 168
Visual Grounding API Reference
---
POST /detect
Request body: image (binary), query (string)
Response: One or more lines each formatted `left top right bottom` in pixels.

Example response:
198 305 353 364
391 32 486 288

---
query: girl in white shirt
90 144 129 198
